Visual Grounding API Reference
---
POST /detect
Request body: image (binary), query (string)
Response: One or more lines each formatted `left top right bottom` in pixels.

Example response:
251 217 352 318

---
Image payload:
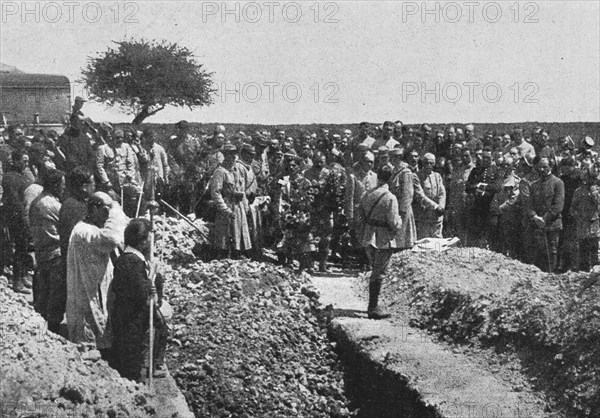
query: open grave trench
3 214 594 417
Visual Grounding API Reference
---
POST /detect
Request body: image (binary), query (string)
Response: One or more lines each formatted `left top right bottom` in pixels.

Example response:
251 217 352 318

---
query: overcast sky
1 1 599 124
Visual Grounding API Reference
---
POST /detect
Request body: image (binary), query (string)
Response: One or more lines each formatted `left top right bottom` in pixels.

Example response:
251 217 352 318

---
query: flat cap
222 142 237 152
242 143 255 154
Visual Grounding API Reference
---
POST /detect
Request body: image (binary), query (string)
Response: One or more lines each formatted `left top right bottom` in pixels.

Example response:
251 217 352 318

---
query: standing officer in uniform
357 166 401 320
209 143 251 259
414 153 446 239
465 149 502 247
527 157 565 272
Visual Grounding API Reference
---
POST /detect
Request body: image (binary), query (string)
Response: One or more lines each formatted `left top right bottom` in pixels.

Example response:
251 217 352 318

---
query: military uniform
465 165 502 246
165 133 202 213
277 173 314 269
61 104 96 171
344 167 377 224
570 185 600 271
389 162 417 250
95 143 138 191
209 163 251 254
303 165 334 269
516 170 539 263
558 169 581 271
415 170 446 239
239 160 263 259
527 173 564 272
498 177 522 258
445 161 473 240
356 183 401 318
2 167 33 292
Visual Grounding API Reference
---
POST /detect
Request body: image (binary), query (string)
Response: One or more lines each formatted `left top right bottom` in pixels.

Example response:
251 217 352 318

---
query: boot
367 280 390 320
367 281 378 312
22 274 33 289
368 307 391 320
13 277 31 294
298 253 314 274
318 261 329 273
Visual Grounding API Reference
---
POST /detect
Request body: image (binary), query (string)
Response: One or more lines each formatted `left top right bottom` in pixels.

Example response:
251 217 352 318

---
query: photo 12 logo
1 1 140 24
200 1 340 24
401 82 540 104
401 1 540 24
217 81 340 104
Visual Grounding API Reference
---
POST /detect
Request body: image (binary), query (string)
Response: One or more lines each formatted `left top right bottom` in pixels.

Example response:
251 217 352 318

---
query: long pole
135 181 145 218
147 170 158 389
160 199 206 235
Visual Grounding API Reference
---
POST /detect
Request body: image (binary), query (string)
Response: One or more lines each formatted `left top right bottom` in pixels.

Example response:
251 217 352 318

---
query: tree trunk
132 104 165 126
132 106 151 126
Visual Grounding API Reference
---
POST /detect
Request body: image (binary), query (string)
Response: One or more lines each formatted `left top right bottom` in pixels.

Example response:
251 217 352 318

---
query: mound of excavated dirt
384 248 600 416
162 259 355 417
0 276 156 418
153 214 209 266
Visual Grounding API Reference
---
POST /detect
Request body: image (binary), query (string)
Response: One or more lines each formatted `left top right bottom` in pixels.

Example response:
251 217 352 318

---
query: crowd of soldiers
1 96 600 319
178 120 599 280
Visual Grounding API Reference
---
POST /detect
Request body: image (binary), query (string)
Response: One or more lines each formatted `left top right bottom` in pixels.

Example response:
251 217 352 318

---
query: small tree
82 39 216 125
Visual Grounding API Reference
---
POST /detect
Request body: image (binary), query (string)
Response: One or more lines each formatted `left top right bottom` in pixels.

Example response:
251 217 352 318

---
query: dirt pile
0 276 156 417
384 248 600 416
153 214 209 265
162 259 355 417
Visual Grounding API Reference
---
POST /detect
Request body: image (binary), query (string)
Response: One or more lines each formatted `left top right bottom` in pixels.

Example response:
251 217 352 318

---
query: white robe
66 205 128 349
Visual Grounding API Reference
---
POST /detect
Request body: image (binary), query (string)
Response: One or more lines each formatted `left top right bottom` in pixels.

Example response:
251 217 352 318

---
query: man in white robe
66 192 128 352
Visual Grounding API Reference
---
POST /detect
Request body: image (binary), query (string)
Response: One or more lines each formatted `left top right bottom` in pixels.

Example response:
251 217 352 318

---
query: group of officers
1 97 600 330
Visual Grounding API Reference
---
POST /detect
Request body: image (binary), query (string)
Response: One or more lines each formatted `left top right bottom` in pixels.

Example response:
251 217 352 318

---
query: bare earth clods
0 277 156 418
163 259 356 417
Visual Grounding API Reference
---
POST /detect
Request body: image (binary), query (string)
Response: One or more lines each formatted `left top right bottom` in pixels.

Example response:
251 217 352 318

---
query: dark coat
570 186 600 239
2 170 32 230
465 165 502 213
111 252 165 381
528 174 565 231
